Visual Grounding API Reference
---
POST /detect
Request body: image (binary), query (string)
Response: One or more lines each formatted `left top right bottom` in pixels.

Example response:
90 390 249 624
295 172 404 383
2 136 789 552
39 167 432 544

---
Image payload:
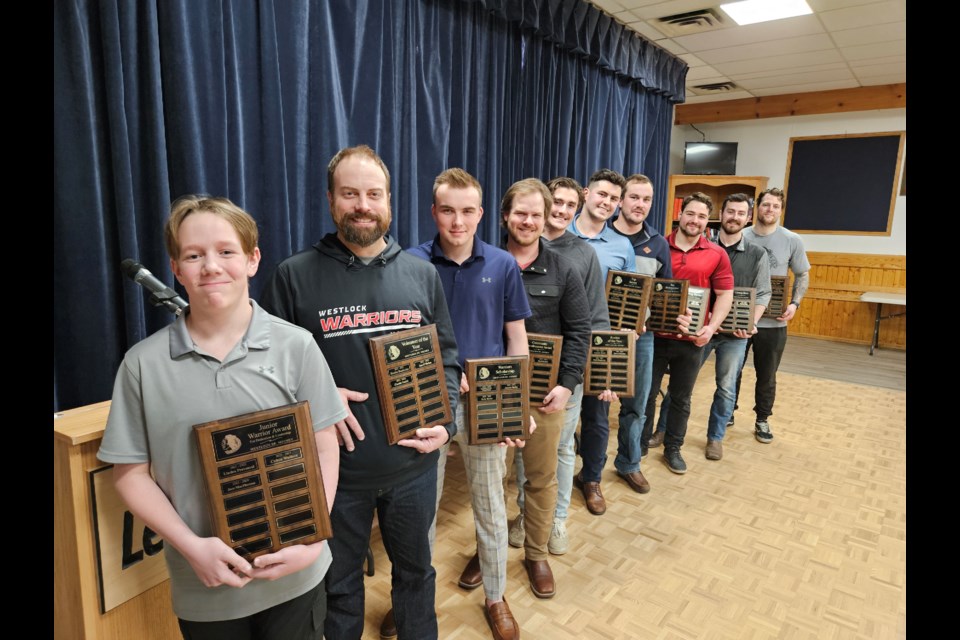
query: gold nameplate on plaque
194 401 331 562
465 356 531 445
584 331 635 397
647 278 689 333
369 324 454 445
720 287 756 333
527 333 562 405
605 270 653 332
763 275 791 318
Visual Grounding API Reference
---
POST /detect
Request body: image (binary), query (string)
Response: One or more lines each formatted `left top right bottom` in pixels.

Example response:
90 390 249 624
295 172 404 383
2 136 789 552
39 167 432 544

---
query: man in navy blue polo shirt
408 168 532 640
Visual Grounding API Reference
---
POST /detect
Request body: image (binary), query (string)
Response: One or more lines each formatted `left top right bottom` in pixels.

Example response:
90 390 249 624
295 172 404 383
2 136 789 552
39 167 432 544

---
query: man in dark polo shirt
643 192 733 475
501 178 590 600
407 168 531 640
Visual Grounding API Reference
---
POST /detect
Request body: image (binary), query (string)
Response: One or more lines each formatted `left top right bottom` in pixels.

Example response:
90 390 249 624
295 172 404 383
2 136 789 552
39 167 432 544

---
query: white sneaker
548 519 568 555
508 514 525 548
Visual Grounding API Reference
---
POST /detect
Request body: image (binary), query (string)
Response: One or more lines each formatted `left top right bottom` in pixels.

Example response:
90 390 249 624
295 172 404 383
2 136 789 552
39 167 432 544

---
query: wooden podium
54 401 180 639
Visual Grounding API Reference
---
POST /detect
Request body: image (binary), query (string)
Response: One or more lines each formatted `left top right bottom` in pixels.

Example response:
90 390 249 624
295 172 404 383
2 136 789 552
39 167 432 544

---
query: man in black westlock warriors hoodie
260 145 460 640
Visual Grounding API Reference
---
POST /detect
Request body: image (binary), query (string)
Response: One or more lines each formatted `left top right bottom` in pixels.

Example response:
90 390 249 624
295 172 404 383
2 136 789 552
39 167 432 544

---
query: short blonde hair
164 195 259 259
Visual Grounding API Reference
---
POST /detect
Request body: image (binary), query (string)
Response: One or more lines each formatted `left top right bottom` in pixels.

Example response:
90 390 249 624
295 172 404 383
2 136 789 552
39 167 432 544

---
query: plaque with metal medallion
465 356 531 445
526 333 562 405
369 324 453 445
720 287 757 333
646 278 689 333
193 401 332 563
763 275 791 318
605 270 653 332
584 331 635 397
685 286 710 335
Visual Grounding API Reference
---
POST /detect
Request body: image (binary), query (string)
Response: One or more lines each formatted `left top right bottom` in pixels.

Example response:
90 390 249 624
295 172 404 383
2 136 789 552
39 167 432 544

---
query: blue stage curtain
53 0 686 411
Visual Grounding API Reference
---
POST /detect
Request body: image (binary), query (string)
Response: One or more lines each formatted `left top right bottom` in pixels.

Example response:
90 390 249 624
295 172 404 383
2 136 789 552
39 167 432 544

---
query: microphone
121 259 189 316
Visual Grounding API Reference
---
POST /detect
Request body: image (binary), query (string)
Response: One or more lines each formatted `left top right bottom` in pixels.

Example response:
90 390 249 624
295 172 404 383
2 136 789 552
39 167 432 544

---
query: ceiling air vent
689 81 738 95
656 8 729 37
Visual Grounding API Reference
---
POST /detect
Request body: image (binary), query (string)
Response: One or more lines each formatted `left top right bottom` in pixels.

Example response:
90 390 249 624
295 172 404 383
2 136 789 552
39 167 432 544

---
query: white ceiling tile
589 0 629 13
678 52 708 67
714 49 843 75
852 61 906 77
682 90 756 104
623 19 671 41
751 79 860 96
736 67 855 90
830 22 906 47
850 73 906 86
847 54 905 68
673 14 824 51
841 41 906 61
819 1 906 31
695 33 835 64
686 65 724 81
654 38 691 55
806 0 893 10
730 62 851 82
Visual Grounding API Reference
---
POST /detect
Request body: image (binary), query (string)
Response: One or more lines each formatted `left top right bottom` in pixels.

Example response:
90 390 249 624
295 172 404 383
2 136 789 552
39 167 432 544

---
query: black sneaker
663 448 687 474
755 420 774 443
726 414 735 428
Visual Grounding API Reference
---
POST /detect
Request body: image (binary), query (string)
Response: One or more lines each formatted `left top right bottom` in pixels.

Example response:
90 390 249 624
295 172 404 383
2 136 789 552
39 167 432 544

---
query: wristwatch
791 300 800 309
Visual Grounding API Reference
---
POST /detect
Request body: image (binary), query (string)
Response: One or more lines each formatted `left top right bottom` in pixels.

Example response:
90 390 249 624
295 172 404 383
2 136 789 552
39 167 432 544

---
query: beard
679 224 704 240
336 210 391 247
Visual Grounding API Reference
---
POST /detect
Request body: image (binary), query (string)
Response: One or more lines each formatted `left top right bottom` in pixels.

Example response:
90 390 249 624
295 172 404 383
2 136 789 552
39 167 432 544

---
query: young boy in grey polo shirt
98 196 346 639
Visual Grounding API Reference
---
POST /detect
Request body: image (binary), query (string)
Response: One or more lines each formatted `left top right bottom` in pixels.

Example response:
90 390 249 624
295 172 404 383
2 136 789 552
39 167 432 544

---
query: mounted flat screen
683 142 737 175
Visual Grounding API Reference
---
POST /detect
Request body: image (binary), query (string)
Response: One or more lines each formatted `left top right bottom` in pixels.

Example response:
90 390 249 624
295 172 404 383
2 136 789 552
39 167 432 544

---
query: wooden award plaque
193 401 332 562
720 287 757 333
584 331 635 397
686 286 710 335
369 324 454 445
605 270 654 332
763 275 791 318
465 356 531 445
527 333 562 404
646 278 689 333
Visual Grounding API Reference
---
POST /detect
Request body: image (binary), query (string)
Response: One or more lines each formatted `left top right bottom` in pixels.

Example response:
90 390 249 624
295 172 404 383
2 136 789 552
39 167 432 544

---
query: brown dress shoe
523 558 556 598
484 598 520 640
705 440 723 460
617 469 651 493
379 608 398 639
648 430 665 448
458 552 483 590
574 472 606 515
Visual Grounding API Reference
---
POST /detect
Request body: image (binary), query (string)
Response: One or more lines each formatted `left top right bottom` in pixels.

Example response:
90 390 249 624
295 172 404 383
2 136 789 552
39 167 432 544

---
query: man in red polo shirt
644 192 733 474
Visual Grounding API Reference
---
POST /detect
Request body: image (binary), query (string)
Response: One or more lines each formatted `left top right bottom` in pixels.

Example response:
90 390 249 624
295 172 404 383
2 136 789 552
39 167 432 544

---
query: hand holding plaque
369 325 454 445
193 401 332 563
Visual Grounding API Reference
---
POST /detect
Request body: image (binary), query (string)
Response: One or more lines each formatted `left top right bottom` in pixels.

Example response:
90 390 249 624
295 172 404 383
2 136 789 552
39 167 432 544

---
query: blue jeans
515 383 583 521
325 466 438 640
577 394 612 483
643 337 703 450
615 330 654 473
659 334 747 442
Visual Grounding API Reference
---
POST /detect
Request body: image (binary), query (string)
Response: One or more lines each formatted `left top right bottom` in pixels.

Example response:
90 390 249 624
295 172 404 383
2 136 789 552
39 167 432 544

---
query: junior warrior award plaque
465 356 531 445
763 275 791 318
646 278 689 333
585 331 635 397
720 287 757 333
605 270 653 332
527 333 562 405
193 401 332 562
369 324 453 445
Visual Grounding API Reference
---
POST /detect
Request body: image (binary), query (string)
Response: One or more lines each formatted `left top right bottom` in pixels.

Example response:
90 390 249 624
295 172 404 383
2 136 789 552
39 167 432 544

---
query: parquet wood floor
358 352 907 639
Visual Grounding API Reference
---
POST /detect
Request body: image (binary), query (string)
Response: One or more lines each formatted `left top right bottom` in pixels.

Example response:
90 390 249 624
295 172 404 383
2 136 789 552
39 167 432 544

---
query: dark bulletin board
783 132 905 235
